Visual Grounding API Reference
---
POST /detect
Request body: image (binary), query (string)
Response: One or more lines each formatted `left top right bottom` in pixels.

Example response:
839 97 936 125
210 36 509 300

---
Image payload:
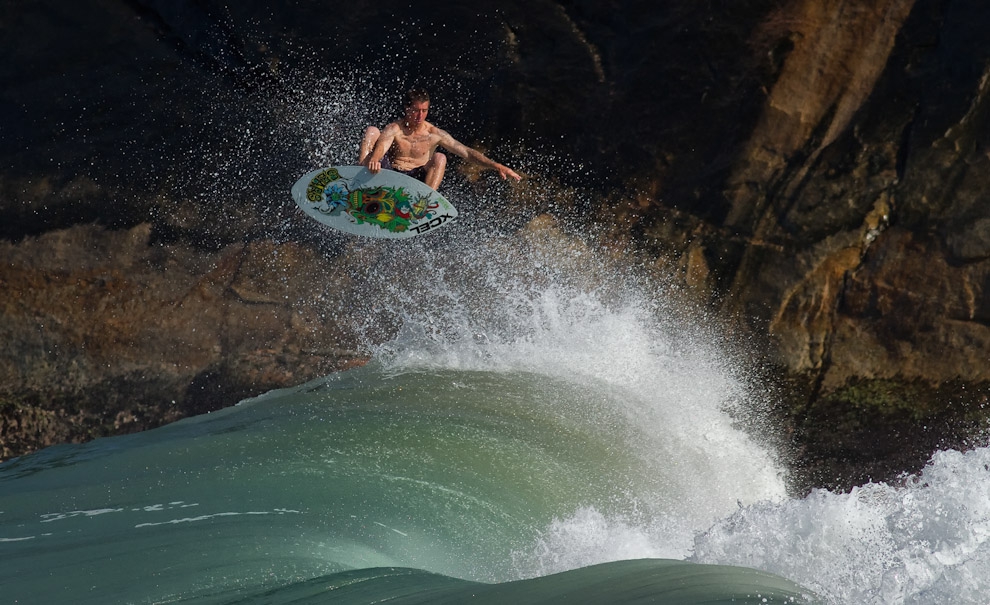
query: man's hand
496 163 522 182
366 158 382 174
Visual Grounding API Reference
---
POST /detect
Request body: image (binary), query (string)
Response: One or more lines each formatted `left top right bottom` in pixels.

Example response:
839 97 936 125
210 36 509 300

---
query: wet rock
0 224 364 460
4 0 990 492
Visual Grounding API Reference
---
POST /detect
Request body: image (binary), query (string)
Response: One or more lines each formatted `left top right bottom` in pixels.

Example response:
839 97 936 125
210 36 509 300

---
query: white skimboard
291 165 457 238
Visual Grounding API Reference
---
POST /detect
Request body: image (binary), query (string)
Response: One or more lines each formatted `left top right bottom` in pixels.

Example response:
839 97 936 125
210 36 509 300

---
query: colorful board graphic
291 166 458 238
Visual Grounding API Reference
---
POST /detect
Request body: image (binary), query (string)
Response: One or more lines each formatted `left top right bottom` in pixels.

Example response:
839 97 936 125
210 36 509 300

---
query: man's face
404 101 429 126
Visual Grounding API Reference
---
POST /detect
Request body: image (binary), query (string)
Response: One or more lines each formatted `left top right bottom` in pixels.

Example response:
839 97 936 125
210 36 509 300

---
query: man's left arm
437 130 522 182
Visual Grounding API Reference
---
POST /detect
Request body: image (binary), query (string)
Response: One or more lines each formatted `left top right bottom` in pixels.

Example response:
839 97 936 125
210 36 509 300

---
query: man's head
402 88 430 127
403 88 430 108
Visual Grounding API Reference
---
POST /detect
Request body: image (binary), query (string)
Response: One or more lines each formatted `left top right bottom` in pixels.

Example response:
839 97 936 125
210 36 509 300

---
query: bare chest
394 131 438 157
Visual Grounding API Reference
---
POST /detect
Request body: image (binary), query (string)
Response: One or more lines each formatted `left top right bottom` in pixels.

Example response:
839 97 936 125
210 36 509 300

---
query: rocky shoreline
4 0 990 495
0 223 367 460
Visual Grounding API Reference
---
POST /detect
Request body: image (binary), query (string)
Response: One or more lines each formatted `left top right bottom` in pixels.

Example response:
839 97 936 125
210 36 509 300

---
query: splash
690 445 990 603
318 180 990 602
326 214 790 576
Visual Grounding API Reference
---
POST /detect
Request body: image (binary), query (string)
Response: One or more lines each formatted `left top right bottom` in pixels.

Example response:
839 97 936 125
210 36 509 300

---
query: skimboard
291 165 458 238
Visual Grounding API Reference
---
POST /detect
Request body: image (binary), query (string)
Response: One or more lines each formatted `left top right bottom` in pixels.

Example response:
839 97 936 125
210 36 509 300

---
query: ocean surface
4 74 990 604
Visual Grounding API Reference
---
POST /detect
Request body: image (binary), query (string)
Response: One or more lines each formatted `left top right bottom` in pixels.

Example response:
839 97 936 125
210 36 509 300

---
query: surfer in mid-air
358 88 522 191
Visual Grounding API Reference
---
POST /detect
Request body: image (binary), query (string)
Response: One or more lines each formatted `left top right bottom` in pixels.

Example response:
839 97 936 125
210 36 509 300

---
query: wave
0 361 814 603
237 560 814 604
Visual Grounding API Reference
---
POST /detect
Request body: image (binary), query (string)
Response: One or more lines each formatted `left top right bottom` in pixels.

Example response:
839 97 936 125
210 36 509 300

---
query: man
358 88 522 191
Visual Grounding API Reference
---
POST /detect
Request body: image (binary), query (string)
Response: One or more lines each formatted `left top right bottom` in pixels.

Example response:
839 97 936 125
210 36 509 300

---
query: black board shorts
381 156 428 183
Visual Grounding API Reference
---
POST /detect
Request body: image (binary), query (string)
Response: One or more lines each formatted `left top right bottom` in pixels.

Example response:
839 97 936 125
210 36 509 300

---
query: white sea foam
514 444 990 603
347 223 788 575
350 212 990 603
692 445 990 603
134 508 301 528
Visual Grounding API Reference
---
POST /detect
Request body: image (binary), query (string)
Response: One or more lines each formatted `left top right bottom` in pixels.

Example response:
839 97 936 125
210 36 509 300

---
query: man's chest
394 132 438 153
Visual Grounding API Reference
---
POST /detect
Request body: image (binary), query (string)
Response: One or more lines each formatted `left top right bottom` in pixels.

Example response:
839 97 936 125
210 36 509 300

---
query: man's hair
403 88 430 108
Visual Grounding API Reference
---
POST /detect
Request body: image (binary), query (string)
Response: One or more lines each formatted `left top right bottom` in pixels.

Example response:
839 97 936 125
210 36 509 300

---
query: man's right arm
365 124 399 173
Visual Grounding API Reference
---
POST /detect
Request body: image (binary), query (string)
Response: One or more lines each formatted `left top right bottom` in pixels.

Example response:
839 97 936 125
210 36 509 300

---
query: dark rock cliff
3 0 989 492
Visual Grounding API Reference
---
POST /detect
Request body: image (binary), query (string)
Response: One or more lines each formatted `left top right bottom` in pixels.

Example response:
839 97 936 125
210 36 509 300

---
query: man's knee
431 152 447 170
362 126 381 141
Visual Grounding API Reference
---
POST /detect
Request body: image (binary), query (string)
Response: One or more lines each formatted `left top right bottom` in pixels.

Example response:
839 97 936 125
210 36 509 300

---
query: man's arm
437 129 522 182
364 124 399 173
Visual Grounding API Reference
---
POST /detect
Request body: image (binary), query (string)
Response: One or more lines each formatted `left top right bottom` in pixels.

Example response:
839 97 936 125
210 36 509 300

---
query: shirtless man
358 88 522 191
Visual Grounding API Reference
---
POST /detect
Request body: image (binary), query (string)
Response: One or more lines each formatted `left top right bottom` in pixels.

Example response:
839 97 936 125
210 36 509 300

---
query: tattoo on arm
439 130 470 159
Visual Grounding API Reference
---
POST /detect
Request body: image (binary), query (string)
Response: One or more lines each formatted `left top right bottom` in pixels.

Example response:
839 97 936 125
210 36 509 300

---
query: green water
0 364 814 603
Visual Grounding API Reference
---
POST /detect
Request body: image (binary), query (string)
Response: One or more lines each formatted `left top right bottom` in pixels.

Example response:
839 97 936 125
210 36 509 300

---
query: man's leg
424 152 447 190
358 126 381 165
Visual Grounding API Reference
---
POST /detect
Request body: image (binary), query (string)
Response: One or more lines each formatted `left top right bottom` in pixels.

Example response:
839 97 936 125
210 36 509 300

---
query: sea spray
330 215 790 575
290 134 990 602
690 445 990 603
324 202 990 604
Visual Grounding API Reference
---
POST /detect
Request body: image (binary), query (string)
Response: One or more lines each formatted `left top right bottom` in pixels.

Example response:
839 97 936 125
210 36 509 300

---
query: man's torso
387 121 441 171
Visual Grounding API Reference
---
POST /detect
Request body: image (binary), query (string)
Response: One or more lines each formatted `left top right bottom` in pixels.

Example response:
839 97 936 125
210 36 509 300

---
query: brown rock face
725 0 914 228
0 224 364 459
712 0 990 394
677 0 990 488
832 228 990 384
